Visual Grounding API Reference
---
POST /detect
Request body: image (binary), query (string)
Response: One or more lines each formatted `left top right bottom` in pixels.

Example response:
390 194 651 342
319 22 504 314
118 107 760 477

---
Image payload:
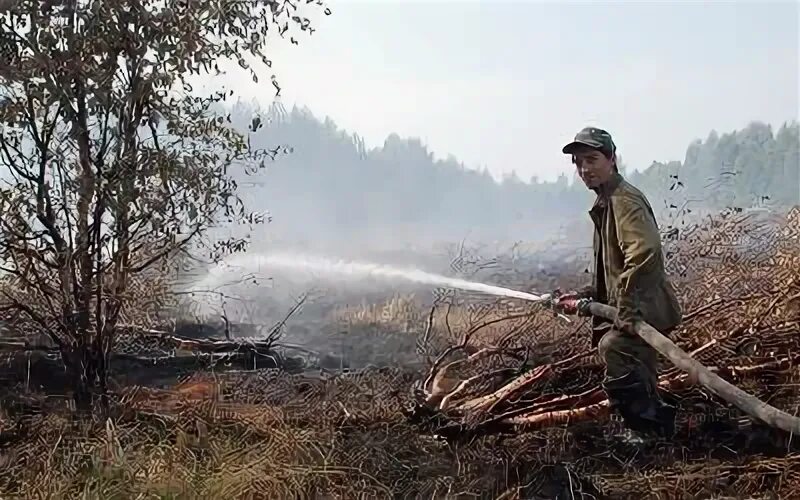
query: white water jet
194 252 551 303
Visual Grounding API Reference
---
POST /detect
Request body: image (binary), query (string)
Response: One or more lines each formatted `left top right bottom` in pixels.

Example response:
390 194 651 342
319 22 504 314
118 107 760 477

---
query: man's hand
553 289 581 315
551 288 595 317
614 309 638 335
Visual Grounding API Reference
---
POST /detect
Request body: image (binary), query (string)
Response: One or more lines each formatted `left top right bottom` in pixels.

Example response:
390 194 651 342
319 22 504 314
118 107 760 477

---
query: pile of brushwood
405 207 800 493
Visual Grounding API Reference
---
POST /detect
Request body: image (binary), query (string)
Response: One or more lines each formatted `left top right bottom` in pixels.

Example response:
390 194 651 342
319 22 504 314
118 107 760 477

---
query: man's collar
590 171 623 211
592 171 623 197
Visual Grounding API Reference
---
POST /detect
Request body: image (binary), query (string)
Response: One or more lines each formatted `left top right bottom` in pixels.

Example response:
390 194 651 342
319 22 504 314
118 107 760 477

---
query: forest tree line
224 100 799 252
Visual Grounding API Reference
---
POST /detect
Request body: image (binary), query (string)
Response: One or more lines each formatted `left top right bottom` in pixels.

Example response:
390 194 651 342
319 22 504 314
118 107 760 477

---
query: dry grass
0 207 799 499
331 293 423 337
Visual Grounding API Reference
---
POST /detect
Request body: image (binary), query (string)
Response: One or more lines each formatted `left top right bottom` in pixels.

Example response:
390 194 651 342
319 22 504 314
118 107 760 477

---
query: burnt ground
1 210 799 498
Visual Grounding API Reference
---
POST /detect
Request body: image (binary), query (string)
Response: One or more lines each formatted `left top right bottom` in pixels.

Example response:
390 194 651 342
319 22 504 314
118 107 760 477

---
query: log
587 302 800 435
0 333 278 357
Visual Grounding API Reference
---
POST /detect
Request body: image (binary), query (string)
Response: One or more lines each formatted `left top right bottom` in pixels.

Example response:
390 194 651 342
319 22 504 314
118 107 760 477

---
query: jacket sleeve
613 195 662 332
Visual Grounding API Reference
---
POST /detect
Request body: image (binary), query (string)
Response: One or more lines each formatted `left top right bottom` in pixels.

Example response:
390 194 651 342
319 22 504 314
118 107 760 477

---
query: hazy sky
203 0 799 183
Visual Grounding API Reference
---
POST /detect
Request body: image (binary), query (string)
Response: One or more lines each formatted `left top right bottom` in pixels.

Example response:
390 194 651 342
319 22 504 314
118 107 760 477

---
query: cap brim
562 140 602 154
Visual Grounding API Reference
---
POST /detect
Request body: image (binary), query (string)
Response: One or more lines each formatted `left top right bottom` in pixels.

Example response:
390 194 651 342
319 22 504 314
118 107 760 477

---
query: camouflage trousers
595 323 675 436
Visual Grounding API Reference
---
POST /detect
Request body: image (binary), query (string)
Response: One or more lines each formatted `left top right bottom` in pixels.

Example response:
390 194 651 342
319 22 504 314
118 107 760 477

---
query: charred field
1 208 799 499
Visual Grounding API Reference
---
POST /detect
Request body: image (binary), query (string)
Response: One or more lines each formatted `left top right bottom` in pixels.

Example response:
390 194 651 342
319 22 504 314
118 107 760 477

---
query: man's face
572 147 615 189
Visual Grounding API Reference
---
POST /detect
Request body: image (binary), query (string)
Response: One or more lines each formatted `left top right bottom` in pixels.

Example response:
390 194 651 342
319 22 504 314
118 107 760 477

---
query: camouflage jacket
580 172 682 344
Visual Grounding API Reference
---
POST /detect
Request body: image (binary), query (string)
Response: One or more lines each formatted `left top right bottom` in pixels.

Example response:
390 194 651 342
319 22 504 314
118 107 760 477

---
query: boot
603 374 676 439
636 398 676 439
609 427 647 446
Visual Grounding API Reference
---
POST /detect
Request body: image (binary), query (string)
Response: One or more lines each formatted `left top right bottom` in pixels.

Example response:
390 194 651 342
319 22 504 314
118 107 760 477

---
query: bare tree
0 0 327 413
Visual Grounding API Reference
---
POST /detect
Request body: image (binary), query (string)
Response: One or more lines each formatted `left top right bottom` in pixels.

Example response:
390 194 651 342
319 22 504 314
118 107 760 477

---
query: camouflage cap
562 127 616 156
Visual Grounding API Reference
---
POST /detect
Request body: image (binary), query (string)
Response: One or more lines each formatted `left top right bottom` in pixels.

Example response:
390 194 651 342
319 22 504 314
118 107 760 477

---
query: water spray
195 252 569 320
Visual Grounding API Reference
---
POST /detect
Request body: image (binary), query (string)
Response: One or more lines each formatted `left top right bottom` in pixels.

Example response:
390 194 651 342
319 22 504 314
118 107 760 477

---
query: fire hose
560 297 800 435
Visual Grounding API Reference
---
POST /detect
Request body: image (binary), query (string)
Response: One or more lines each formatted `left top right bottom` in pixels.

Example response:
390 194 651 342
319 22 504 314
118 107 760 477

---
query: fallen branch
455 349 595 413
457 364 551 413
263 293 308 344
0 340 58 353
426 346 525 405
498 363 711 431
490 387 608 427
421 310 534 398
425 331 800 436
439 367 519 411
587 302 800 435
0 335 296 366
162 336 278 354
506 400 611 429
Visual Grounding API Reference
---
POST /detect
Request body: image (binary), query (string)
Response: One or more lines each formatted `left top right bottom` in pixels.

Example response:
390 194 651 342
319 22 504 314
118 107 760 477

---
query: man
555 126 682 440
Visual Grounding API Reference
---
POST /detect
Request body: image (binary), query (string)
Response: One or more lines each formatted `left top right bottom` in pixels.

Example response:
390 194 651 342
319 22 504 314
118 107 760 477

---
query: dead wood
1 331 281 357
444 351 800 435
425 346 526 407
412 209 800 441
454 349 595 413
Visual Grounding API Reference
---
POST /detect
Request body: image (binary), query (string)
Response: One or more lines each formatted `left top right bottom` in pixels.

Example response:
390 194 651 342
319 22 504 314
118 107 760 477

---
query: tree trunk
63 344 101 414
